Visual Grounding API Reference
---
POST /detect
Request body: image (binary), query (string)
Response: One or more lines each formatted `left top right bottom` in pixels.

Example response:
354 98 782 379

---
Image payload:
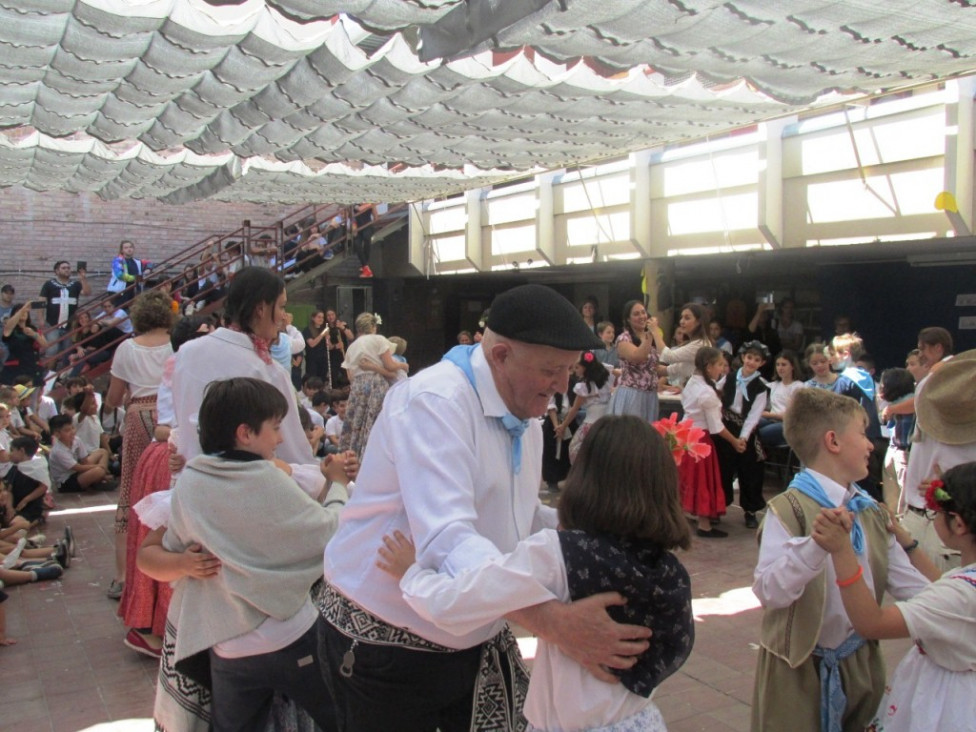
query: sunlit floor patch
692 586 761 619
49 503 118 517
81 720 154 731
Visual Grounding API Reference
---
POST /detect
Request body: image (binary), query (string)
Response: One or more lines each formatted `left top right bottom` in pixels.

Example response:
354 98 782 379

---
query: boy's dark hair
222 267 284 334
559 416 691 551
297 405 313 432
880 368 915 403
329 390 348 407
855 352 876 373
62 376 89 391
311 391 332 408
303 376 325 391
198 377 288 455
66 392 87 412
171 315 211 352
49 414 74 433
10 436 38 457
917 326 954 357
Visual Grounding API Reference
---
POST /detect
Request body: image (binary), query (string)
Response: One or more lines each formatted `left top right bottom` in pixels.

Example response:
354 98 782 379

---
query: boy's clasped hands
811 508 855 555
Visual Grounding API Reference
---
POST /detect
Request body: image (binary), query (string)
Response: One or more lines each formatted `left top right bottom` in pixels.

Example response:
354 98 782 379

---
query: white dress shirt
753 470 928 649
325 345 558 649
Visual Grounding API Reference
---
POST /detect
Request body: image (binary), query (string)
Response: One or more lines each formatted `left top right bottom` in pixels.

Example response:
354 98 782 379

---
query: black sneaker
31 565 63 582
744 513 759 529
54 540 70 569
696 528 729 538
63 525 76 557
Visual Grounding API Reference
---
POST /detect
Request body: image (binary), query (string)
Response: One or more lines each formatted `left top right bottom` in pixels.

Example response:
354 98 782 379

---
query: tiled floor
2 481 912 731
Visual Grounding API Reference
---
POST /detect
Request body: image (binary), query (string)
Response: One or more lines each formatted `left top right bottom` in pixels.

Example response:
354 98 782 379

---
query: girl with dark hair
680 347 744 538
656 302 713 388
813 461 976 732
378 415 693 732
325 309 351 389
609 299 661 422
1 303 47 387
302 310 329 381
757 349 805 449
558 351 612 464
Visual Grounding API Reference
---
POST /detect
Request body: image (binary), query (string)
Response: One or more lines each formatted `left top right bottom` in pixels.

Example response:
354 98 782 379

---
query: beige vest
759 489 889 668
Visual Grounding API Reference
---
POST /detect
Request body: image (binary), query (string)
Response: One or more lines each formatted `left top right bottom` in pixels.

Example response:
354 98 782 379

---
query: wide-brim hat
13 383 36 400
486 284 604 351
916 349 976 445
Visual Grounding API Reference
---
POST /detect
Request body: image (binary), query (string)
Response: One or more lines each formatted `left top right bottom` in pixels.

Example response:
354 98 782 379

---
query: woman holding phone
608 299 663 422
1 302 48 386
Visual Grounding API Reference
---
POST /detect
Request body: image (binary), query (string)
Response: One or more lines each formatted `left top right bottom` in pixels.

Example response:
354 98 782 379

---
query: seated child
67 391 107 455
5 437 51 526
309 390 331 432
812 461 976 732
752 388 928 731
47 414 111 492
299 376 325 410
137 376 348 731
324 393 347 455
297 404 326 458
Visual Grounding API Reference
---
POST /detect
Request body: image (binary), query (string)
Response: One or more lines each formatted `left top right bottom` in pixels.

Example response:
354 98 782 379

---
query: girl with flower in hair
377 416 694 732
680 347 746 538
558 351 612 464
812 461 976 732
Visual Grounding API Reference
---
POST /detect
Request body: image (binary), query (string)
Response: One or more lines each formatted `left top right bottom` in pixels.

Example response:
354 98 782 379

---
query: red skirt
118 440 172 635
678 433 726 519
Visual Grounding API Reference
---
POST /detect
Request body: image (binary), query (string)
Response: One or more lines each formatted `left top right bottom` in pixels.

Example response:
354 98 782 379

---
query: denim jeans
209 625 337 732
316 615 481 732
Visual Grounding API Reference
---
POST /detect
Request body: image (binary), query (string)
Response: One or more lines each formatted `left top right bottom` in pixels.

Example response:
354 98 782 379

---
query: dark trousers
209 625 337 732
353 231 371 268
715 436 766 513
317 615 481 732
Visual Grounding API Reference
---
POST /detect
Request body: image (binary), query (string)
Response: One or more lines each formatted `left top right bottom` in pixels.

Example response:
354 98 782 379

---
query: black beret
486 284 604 351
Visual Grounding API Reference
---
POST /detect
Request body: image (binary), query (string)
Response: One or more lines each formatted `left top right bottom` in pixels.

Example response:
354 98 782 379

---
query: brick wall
0 186 299 301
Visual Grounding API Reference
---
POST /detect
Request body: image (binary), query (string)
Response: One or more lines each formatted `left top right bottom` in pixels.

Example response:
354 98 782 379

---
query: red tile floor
2 481 912 731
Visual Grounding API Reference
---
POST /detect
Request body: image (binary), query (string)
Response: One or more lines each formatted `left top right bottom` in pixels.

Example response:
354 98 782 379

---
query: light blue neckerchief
735 368 761 401
840 366 876 401
813 632 867 732
789 470 876 555
442 345 529 475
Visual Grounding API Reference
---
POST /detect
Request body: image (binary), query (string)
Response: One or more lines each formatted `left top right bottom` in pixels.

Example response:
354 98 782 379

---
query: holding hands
811 507 855 554
180 543 221 579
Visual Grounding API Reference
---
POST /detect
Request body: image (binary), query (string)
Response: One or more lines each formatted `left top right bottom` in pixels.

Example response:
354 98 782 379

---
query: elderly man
319 284 652 731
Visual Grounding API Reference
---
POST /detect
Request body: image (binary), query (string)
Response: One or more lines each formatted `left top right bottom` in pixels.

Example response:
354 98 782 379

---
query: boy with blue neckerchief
752 388 928 731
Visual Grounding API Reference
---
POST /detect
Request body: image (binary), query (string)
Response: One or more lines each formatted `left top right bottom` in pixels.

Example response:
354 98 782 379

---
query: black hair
738 340 770 361
303 375 325 391
10 436 38 457
297 405 312 432
53 260 69 271
621 299 645 346
932 462 976 541
774 350 803 383
49 414 73 433
66 392 87 412
880 368 915 403
578 352 609 391
222 267 284 334
311 391 332 408
198 377 289 455
171 315 211 352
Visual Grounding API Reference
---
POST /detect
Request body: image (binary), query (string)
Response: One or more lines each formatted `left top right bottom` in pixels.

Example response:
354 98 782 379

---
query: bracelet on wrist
836 565 864 588
902 539 919 554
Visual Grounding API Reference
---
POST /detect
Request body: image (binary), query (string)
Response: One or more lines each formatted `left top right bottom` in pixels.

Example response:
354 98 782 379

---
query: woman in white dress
338 312 407 457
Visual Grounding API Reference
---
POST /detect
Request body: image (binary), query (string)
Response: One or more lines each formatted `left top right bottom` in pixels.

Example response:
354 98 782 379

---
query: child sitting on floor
47 415 111 492
812 460 976 732
752 388 929 731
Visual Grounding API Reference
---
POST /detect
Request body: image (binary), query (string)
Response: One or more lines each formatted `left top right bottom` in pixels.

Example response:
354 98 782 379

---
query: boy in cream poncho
142 377 347 732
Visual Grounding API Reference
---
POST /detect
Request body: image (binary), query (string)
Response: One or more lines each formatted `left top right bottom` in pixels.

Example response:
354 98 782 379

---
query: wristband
902 539 919 554
835 565 864 588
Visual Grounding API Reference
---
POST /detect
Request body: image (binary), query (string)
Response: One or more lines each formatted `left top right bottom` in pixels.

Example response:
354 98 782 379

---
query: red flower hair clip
582 352 595 363
924 479 952 512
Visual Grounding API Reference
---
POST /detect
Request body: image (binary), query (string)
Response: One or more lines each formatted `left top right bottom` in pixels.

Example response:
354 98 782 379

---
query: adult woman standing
107 240 152 306
579 295 601 335
339 312 407 457
609 300 662 422
325 308 352 388
656 303 711 388
105 290 175 600
302 310 329 381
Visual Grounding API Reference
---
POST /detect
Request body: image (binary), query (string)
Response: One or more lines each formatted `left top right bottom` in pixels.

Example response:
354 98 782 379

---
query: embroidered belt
319 582 529 732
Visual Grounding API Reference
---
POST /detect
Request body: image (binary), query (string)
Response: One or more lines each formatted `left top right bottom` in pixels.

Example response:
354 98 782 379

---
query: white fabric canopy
1 0 974 203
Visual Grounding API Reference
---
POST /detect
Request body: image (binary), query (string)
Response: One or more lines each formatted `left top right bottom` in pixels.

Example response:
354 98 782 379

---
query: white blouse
110 339 173 398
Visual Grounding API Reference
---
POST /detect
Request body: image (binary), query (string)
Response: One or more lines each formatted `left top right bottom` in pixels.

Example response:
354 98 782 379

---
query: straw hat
916 349 976 445
12 383 36 400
